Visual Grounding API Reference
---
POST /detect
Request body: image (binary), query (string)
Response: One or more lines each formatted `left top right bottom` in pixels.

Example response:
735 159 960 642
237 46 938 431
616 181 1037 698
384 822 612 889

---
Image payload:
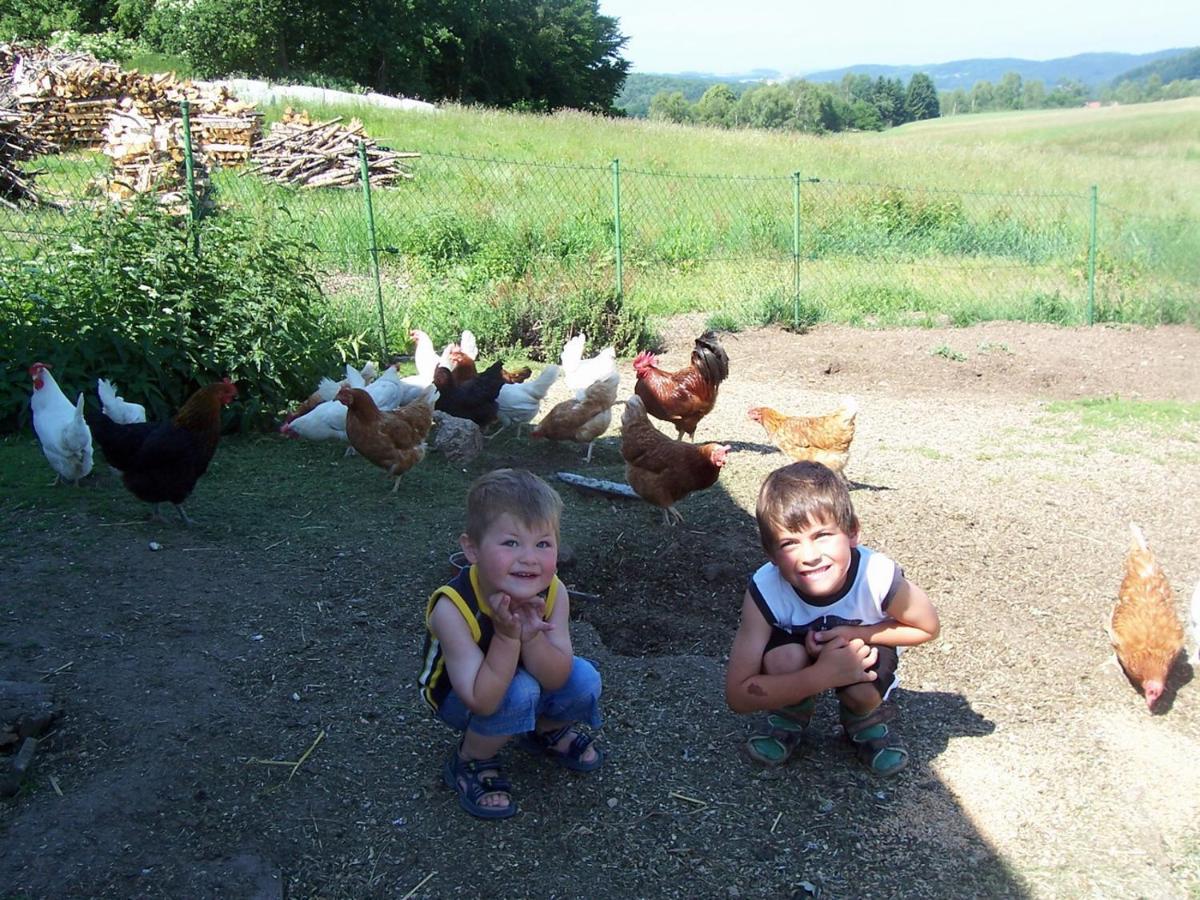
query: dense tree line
939 68 1200 116
0 0 631 112
646 73 940 133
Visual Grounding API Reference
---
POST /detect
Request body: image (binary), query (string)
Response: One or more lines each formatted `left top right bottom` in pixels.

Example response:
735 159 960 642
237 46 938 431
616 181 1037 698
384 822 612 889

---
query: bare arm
518 583 574 691
429 595 521 716
815 580 940 649
725 591 878 714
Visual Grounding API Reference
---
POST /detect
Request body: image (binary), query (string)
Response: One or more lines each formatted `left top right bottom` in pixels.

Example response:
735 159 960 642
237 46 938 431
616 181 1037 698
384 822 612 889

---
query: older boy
419 468 603 819
725 461 939 775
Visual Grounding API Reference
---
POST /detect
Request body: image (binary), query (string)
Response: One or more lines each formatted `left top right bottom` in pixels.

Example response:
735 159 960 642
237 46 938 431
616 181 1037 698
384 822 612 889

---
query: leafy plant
931 344 967 362
0 202 360 431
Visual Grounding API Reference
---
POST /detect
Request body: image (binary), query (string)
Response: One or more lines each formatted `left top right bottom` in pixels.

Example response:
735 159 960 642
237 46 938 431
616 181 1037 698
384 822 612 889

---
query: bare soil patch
2 321 1199 899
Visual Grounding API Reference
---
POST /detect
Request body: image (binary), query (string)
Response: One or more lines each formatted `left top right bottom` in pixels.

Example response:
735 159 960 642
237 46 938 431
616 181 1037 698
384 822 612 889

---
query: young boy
419 468 604 819
725 461 939 775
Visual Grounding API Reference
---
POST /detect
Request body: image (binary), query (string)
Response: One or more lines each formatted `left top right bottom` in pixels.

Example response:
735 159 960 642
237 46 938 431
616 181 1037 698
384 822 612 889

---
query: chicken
97 378 146 424
493 365 562 438
531 371 619 463
410 330 440 386
337 384 436 492
633 331 729 439
28 362 93 485
443 346 531 387
85 379 238 524
561 333 617 395
748 398 858 476
1109 523 1185 712
433 359 505 427
620 395 730 525
283 364 367 425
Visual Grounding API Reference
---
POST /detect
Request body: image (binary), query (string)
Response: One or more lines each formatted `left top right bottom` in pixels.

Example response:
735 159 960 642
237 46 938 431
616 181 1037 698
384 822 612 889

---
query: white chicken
97 378 147 424
561 333 617 395
29 362 93 485
410 330 440 385
281 366 425 443
494 364 562 438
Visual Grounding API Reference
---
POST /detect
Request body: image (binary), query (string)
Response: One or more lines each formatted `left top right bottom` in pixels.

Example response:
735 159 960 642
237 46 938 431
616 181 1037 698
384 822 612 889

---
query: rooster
748 398 858 476
97 378 146 424
337 385 436 492
1109 523 1185 712
86 378 238 525
493 364 562 438
561 333 617 395
531 371 619 463
28 362 93 485
621 396 729 525
633 331 729 439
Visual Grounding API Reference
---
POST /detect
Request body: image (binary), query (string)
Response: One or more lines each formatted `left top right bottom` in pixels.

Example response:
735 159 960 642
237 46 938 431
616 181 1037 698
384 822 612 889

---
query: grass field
3 96 1197 345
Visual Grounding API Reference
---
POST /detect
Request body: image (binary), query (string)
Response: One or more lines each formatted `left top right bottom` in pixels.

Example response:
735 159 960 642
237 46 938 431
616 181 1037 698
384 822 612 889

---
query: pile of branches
0 106 57 208
248 108 417 189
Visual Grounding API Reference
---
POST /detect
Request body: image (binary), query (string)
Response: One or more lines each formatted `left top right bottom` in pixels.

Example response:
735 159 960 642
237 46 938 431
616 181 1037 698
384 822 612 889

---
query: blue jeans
437 656 602 738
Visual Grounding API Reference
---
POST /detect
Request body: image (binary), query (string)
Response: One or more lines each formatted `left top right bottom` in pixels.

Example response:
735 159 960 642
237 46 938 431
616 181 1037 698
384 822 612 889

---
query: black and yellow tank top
418 564 560 711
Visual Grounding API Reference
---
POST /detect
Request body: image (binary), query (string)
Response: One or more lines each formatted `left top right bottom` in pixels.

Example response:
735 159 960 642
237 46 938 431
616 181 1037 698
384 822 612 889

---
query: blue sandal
442 748 518 819
518 724 605 772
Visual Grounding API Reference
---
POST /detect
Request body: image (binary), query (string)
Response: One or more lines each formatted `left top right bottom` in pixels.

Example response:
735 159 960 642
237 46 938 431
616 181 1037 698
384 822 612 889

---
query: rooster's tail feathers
1128 522 1149 552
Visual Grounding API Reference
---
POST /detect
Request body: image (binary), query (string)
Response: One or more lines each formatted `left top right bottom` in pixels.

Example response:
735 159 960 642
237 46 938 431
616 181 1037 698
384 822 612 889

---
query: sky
596 0 1200 75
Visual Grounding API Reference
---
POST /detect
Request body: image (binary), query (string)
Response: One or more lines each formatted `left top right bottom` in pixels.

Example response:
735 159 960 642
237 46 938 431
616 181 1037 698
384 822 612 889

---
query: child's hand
489 592 523 641
509 595 555 642
810 625 860 647
814 636 878 685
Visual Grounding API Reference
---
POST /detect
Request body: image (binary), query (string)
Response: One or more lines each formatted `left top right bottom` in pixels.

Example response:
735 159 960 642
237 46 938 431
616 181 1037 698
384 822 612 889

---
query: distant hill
1112 47 1200 84
801 49 1195 91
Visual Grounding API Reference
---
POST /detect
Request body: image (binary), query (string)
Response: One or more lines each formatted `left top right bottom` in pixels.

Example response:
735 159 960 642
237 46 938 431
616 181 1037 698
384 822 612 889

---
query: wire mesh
3 132 1196 333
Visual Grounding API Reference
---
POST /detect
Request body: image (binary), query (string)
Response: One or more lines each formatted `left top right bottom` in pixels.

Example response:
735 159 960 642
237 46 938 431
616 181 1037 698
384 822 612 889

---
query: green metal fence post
611 158 623 298
180 98 199 256
358 141 390 360
792 171 802 330
1087 184 1098 326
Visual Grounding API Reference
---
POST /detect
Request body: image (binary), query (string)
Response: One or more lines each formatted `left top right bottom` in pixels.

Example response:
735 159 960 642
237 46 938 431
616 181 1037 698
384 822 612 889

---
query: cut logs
100 106 211 214
249 109 418 189
1 106 56 207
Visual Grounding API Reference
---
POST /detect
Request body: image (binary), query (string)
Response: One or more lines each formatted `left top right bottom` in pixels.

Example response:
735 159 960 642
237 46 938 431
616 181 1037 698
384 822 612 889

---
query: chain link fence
3 122 1197 351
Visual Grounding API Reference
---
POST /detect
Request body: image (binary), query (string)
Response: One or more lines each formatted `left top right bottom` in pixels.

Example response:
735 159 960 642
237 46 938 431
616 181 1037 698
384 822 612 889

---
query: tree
969 80 995 112
1045 78 1087 107
648 90 693 123
995 72 1023 109
792 81 841 133
695 83 736 127
942 88 968 116
1023 79 1046 109
737 83 793 129
904 72 939 121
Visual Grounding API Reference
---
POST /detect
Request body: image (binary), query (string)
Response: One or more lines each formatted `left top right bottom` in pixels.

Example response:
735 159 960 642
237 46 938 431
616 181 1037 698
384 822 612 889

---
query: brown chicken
530 371 619 463
337 385 435 492
1110 523 1185 712
445 347 531 388
633 331 729 439
621 395 730 525
748 398 858 476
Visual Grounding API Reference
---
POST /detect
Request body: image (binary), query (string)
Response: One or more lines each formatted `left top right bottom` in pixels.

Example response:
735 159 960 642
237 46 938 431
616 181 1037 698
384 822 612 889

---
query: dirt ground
3 320 1200 899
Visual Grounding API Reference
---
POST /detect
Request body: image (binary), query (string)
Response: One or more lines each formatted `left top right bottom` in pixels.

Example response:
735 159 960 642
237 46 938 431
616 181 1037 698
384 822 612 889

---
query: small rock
148 541 161 551
606 797 618 809
250 634 264 641
291 692 301 702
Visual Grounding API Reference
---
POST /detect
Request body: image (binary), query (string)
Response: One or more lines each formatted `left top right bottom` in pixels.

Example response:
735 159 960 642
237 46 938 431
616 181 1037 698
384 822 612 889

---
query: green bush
0 203 365 431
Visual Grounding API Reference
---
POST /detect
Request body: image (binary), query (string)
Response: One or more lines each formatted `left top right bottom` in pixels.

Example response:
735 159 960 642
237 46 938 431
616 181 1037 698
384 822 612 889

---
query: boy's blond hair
465 468 563 542
756 461 858 553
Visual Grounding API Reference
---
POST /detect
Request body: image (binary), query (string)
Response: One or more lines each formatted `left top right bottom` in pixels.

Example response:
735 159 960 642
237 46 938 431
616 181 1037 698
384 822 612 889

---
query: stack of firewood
100 106 211 214
249 109 417 188
0 106 56 207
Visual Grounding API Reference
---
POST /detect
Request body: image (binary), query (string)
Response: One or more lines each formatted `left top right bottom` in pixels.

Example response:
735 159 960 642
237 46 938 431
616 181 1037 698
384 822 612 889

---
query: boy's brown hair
755 461 859 553
465 468 563 542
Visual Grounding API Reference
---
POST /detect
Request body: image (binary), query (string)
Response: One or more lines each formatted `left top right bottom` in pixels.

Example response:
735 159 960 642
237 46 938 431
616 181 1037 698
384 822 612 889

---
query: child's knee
503 669 543 715
837 682 881 714
763 642 809 674
566 657 602 701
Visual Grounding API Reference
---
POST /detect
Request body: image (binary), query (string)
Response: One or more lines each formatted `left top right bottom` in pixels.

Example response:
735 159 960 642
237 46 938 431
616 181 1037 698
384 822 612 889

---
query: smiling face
769 515 858 600
461 512 558 603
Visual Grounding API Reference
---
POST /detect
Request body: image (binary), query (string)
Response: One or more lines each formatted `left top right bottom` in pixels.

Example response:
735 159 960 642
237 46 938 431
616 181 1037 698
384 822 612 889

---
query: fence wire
2 140 1196 336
